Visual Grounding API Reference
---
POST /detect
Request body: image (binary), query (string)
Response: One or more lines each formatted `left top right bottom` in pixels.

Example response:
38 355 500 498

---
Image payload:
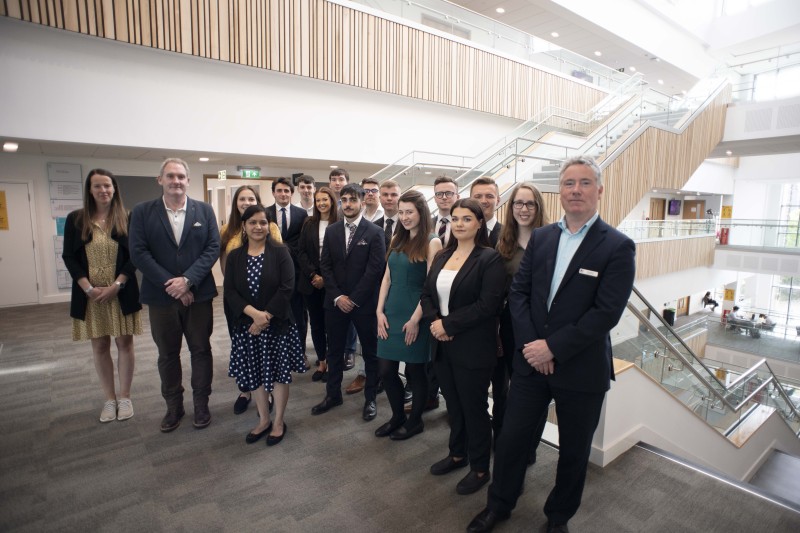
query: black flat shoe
233 394 251 415
456 470 490 495
430 455 468 476
390 422 424 440
311 370 324 381
467 508 510 533
374 417 406 437
266 422 287 446
245 422 273 444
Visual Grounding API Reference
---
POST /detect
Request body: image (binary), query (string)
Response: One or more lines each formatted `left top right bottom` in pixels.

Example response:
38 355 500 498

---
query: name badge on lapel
579 268 598 278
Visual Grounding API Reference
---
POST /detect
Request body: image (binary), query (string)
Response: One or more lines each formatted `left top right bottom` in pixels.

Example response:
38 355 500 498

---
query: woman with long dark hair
420 198 506 495
224 205 306 446
297 187 339 381
63 169 142 423
220 185 281 415
494 183 549 459
374 190 442 440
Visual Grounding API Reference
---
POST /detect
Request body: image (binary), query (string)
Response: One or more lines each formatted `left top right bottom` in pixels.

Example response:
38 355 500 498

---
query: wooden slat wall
1 0 606 120
634 237 716 280
599 87 731 227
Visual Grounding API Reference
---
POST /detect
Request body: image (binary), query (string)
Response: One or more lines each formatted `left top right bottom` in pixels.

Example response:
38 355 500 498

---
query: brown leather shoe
404 395 440 413
346 375 366 395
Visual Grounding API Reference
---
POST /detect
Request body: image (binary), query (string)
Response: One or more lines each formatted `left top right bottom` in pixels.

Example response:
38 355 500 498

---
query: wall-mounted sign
241 169 260 178
218 170 227 181
721 205 732 219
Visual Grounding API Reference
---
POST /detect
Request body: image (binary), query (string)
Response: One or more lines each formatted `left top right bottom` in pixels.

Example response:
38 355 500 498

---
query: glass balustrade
617 219 716 241
718 219 800 249
613 287 800 439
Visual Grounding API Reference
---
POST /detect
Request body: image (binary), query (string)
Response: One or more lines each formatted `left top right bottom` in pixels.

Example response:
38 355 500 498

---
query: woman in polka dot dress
224 205 306 446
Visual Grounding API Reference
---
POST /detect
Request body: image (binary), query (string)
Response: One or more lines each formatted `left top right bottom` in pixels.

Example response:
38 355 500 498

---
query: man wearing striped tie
432 176 459 247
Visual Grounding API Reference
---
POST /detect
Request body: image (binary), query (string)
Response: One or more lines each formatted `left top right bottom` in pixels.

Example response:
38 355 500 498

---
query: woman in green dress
375 190 442 440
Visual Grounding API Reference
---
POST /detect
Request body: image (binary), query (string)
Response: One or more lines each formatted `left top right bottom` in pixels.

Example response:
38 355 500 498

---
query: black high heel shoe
245 421 273 444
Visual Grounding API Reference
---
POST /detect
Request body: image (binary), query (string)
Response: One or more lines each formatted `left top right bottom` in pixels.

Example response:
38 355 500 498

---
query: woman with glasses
493 182 549 460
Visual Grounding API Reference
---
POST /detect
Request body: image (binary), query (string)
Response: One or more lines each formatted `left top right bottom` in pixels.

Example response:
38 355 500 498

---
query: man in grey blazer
129 158 220 433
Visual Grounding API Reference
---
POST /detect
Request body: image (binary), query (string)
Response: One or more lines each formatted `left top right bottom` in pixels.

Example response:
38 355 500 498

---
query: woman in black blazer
62 169 142 423
296 187 339 381
224 205 306 447
421 198 506 496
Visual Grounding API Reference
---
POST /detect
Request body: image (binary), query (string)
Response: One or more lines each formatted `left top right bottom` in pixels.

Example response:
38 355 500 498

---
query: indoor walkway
1 301 798 532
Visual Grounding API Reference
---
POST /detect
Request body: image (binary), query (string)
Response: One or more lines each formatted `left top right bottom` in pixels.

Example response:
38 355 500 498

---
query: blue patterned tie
346 223 356 253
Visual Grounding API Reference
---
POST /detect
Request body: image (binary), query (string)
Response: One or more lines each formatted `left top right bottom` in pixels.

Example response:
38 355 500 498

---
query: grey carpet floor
1 300 798 532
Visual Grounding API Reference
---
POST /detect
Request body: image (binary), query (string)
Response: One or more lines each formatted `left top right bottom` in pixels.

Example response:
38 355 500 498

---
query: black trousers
149 299 214 410
290 287 308 356
434 344 493 472
325 308 378 402
304 287 327 362
487 372 605 524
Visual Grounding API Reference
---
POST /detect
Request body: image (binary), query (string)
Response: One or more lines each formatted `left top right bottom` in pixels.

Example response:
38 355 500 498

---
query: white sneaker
99 400 117 423
116 398 134 421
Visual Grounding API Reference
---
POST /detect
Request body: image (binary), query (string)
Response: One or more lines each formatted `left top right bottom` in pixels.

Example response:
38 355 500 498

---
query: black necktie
438 218 448 245
280 207 288 239
385 218 394 243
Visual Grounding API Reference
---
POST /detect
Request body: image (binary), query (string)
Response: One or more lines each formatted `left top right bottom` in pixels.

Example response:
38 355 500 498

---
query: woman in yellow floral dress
63 169 142 423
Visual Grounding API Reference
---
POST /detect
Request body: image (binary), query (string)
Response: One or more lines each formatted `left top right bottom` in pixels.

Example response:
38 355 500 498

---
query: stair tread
750 450 800 507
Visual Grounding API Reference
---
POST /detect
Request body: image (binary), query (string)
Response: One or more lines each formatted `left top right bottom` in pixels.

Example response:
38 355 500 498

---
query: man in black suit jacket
471 177 502 247
312 184 386 421
129 158 220 432
373 179 401 249
267 178 309 364
468 156 636 533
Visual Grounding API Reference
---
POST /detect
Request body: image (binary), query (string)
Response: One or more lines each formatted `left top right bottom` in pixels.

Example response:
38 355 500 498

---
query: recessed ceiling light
725 150 733 156
424 171 432 175
682 90 687 95
657 79 664 85
496 8 505 14
594 51 602 57
199 157 209 162
629 66 636 72
329 165 338 169
550 31 559 38
3 142 18 152
655 58 661 62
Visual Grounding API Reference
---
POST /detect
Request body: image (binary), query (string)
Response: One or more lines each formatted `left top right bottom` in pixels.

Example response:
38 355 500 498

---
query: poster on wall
53 235 70 290
0 190 9 230
721 206 732 219
47 163 82 183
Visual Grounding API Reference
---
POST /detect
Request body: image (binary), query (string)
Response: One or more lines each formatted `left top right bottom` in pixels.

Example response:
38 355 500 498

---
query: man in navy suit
468 156 636 533
470 177 502 247
266 177 309 365
129 158 220 432
312 183 386 421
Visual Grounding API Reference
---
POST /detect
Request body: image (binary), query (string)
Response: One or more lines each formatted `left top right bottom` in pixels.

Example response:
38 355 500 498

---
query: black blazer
223 243 296 334
62 210 142 321
509 217 636 392
129 197 220 305
320 218 386 313
373 216 395 249
488 222 502 248
420 247 506 370
267 203 308 256
296 218 324 296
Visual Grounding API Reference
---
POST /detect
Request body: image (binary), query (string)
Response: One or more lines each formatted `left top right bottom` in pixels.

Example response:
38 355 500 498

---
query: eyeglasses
363 188 379 195
435 191 456 199
512 201 537 211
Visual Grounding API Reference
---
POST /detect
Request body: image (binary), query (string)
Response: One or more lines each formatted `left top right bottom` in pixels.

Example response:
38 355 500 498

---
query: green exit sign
242 169 260 178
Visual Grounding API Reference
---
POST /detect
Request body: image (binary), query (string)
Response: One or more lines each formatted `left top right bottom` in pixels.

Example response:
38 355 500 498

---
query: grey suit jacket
129 196 220 306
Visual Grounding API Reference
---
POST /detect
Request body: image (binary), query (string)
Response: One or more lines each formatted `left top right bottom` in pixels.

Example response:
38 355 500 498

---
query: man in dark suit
129 158 220 432
266 177 309 366
432 175 460 247
468 156 636 533
373 179 401 249
470 177 502 247
312 183 386 421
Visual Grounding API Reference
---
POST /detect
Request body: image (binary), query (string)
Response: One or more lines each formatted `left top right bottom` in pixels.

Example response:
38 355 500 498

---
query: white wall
683 160 735 196
0 17 520 165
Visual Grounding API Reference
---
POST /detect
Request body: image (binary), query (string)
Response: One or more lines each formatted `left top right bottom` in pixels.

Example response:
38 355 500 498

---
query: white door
0 182 39 307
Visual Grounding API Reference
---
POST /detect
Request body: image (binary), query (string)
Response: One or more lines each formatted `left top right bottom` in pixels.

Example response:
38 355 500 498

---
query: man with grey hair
467 155 635 533
130 158 220 432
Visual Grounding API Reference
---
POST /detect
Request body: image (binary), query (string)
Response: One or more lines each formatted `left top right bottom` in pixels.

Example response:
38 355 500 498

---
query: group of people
64 155 636 533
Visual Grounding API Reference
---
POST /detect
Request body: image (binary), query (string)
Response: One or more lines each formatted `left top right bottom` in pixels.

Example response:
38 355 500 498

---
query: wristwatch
114 281 126 289
183 276 193 288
